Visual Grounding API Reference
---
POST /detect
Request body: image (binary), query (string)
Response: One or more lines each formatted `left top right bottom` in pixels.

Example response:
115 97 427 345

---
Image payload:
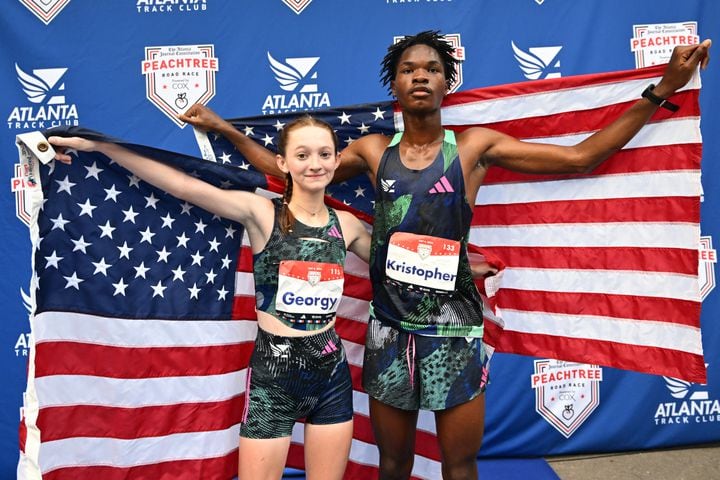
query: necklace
291 201 325 217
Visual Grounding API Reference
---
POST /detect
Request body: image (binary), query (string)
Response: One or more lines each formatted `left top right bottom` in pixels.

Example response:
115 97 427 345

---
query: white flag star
84 162 104 180
151 280 167 298
92 258 112 276
145 193 160 209
225 225 237 239
191 250 204 266
188 283 201 299
71 236 91 253
128 174 141 188
171 265 186 282
274 119 286 131
180 202 193 215
372 107 386 120
338 112 351 124
44 250 63 269
220 152 232 164
112 278 128 296
98 221 116 239
63 272 83 290
118 241 133 259
139 227 156 244
217 286 229 301
243 126 254 136
262 133 274 146
160 213 176 229
221 254 232 269
176 232 190 248
194 220 207 234
205 269 217 284
156 247 171 263
208 237 221 252
134 262 150 279
55 175 76 195
357 123 370 134
104 184 121 202
122 206 139 223
50 213 70 231
77 199 97 217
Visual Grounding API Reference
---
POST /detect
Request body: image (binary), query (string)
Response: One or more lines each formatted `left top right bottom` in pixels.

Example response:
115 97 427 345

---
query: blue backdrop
2 0 719 476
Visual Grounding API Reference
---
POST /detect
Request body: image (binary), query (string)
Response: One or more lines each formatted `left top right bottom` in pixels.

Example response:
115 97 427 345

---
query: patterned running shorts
240 327 353 439
362 316 489 411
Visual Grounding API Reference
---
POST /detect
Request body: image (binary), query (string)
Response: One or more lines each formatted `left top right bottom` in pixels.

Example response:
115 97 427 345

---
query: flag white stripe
475 171 701 206
522 117 701 147
352 391 437 434
499 268 699 302
39 425 240 473
471 223 699 249
439 74 699 125
291 425 442 480
499 308 703 355
32 312 257 346
34 370 247 408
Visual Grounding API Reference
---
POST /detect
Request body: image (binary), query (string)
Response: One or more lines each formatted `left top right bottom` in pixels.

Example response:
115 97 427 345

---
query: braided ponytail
279 172 295 234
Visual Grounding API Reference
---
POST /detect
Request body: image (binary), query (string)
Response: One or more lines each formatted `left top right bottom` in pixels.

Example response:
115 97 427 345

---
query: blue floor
281 458 560 479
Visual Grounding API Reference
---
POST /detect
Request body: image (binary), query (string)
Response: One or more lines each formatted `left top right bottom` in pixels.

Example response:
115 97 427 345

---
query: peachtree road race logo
392 33 465 93
631 21 699 68
263 52 331 114
532 360 602 438
8 63 79 130
699 236 716 301
142 45 218 127
12 161 38 226
656 367 718 426
136 0 207 14
511 41 562 80
282 0 312 14
19 0 70 25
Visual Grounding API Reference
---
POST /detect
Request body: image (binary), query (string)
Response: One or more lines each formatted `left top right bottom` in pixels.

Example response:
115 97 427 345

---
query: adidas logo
381 179 396 193
321 340 338 356
328 225 342 238
429 176 454 194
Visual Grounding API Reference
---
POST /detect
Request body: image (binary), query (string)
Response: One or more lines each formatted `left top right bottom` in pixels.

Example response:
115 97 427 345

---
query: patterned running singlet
253 198 346 331
369 130 485 337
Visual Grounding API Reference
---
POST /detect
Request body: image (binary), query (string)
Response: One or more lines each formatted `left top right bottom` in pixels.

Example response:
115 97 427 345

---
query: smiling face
276 125 339 194
390 44 448 113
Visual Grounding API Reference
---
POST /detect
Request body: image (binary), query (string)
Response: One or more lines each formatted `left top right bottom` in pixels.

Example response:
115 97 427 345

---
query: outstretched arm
474 40 711 175
179 104 284 177
179 103 377 183
48 136 265 226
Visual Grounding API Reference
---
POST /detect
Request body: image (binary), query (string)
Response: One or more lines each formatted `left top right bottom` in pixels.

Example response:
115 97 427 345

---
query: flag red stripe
497 289 701 327
41 452 238 480
482 144 702 185
34 342 253 378
480 245 698 275
486 322 707 383
37 397 244 441
449 94 699 140
473 196 699 227
442 65 667 106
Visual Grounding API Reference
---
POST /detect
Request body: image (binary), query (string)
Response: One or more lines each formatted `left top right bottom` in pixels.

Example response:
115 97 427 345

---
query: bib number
276 260 344 324
385 232 460 294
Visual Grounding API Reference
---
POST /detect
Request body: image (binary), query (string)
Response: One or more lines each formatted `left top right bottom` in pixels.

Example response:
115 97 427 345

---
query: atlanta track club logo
655 366 718 426
631 21 699 68
141 44 219 127
511 41 562 80
532 359 602 438
282 0 312 14
263 52 331 114
19 0 70 25
392 33 465 93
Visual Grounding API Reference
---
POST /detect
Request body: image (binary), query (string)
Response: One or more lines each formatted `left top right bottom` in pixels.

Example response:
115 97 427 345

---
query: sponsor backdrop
1 0 719 475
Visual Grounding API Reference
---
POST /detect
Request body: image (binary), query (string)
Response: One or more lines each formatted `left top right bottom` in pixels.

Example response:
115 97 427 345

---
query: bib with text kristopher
385 232 460 294
276 260 344 325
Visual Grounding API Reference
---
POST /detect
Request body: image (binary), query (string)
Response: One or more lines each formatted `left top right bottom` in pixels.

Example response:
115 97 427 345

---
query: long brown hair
277 115 339 234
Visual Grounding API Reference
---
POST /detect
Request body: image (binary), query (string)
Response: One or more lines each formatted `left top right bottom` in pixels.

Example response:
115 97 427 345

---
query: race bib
276 260 344 325
385 232 460 294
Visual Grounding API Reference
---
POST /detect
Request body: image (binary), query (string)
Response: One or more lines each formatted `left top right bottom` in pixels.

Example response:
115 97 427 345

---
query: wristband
641 84 679 112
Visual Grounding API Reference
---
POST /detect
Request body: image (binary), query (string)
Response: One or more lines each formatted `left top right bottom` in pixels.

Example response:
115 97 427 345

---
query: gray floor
546 443 720 479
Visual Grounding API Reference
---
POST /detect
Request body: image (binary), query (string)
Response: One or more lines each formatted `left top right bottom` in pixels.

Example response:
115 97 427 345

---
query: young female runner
49 115 371 480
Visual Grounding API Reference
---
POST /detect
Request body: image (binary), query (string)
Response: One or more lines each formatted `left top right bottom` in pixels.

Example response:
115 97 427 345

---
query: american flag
18 64 705 479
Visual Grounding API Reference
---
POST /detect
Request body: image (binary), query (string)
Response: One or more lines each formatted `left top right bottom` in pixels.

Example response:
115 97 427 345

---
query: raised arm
47 136 269 228
472 40 711 175
180 104 379 183
179 104 284 177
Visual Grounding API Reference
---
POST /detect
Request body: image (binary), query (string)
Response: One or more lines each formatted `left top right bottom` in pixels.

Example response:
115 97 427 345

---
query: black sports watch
641 84 679 112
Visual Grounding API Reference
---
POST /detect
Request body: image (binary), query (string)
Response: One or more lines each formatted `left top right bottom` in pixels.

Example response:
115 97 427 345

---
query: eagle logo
15 63 68 104
267 52 320 93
